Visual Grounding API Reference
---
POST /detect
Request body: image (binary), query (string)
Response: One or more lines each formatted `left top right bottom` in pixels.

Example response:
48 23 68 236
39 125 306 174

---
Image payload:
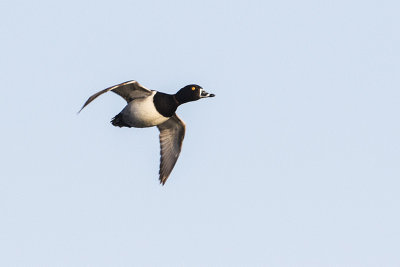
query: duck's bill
200 89 215 98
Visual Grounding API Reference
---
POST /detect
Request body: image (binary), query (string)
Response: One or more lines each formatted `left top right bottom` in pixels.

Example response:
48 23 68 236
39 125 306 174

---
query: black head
175 84 215 104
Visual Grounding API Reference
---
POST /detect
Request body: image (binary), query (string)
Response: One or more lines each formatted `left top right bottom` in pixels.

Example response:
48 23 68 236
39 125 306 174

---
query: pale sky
1 0 399 266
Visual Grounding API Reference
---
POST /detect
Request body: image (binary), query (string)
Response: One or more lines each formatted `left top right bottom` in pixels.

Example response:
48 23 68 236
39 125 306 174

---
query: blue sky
1 0 399 266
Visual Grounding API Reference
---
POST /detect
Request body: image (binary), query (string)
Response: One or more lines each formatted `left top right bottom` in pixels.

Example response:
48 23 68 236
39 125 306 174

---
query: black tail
111 113 130 128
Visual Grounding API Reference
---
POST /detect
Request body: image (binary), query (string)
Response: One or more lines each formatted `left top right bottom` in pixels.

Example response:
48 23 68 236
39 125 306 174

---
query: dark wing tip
77 105 85 114
77 103 88 114
159 171 169 185
160 178 166 186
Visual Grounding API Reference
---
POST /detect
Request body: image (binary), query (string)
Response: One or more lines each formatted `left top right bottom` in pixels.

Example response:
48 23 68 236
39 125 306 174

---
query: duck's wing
157 114 186 185
79 80 152 113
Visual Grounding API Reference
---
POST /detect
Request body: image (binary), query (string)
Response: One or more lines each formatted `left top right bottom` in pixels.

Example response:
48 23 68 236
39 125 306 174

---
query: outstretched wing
79 80 152 113
157 114 186 185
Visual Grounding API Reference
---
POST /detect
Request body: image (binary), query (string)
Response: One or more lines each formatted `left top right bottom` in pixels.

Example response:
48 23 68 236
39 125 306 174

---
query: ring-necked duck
79 80 215 185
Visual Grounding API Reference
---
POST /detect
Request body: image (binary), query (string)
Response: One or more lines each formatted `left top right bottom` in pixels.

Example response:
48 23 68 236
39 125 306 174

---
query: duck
79 80 215 185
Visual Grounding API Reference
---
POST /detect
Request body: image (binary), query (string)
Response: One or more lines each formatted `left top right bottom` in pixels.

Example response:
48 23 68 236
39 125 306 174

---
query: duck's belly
122 93 169 128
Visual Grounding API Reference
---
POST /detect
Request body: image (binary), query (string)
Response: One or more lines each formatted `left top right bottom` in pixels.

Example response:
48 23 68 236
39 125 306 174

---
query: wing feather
78 80 152 113
157 114 186 185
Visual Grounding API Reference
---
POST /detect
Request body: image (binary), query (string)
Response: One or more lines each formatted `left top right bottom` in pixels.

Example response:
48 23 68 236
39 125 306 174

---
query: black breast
153 92 179 117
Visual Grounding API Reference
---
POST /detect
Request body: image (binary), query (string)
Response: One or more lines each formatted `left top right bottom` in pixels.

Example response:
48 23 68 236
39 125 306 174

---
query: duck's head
175 84 215 104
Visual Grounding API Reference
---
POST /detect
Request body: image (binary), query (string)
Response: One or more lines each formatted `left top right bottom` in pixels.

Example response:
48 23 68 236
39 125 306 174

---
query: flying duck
79 80 215 185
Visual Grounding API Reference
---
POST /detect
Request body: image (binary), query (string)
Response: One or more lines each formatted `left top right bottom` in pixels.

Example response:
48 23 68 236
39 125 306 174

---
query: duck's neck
175 90 194 105
172 94 181 106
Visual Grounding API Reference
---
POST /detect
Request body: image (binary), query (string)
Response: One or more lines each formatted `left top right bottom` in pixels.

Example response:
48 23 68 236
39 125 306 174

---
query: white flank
121 91 169 128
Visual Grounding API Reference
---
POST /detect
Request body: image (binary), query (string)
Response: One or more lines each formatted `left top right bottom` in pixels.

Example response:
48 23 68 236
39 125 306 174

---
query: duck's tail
111 113 130 128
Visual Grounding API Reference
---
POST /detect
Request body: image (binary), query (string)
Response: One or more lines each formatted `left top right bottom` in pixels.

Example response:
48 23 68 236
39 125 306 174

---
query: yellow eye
192 86 196 91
